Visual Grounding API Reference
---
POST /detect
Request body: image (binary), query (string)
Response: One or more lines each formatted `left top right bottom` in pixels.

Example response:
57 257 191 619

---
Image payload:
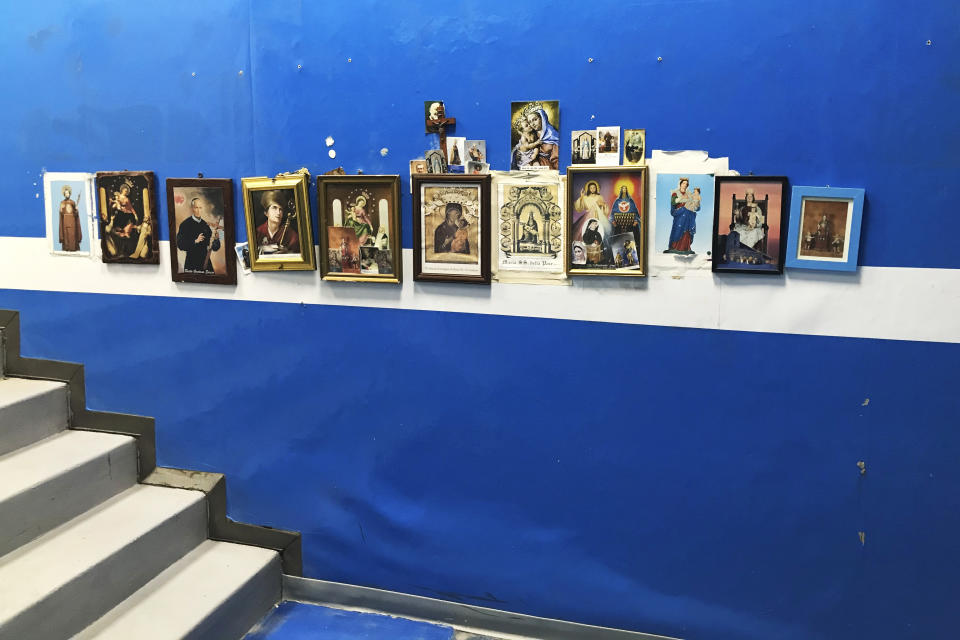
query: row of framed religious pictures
40 169 864 286
708 177 864 274
39 170 403 285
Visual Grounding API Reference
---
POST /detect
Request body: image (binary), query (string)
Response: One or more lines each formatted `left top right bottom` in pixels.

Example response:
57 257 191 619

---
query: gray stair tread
76 540 280 640
0 484 205 626
0 377 69 456
0 377 66 405
0 429 138 557
0 429 135 503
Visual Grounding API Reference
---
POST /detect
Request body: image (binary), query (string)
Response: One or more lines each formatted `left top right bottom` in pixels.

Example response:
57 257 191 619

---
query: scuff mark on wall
28 27 55 52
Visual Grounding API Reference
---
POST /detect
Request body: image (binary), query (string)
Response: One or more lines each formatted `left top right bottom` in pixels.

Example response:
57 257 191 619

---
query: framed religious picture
566 167 647 277
510 100 560 170
595 126 620 166
95 171 159 264
571 130 597 165
446 137 466 168
165 178 237 285
652 173 715 276
409 159 427 193
43 171 96 257
785 186 864 272
623 129 646 166
712 176 789 274
496 173 565 278
317 174 402 283
465 140 486 164
412 174 491 283
424 149 447 175
241 170 316 271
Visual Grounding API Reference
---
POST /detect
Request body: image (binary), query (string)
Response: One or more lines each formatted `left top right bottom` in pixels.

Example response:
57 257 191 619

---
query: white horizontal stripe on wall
0 238 956 344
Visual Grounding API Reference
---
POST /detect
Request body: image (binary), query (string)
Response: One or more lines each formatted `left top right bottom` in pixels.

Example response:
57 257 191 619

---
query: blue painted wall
1 2 959 639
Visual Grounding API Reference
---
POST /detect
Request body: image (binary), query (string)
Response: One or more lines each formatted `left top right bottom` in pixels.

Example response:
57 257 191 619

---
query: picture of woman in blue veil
510 104 560 170
665 177 700 254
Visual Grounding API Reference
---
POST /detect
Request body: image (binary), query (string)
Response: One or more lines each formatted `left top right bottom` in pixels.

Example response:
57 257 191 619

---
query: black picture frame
712 175 790 275
412 174 491 284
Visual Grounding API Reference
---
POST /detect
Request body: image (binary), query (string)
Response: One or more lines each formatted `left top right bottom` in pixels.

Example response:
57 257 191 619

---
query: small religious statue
424 101 456 163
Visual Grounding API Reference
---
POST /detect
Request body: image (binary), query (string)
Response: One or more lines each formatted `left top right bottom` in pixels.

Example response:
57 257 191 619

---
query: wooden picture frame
712 176 789 275
412 174 491 283
565 166 647 277
95 171 159 264
165 178 237 285
317 174 402 283
241 171 316 272
785 186 865 272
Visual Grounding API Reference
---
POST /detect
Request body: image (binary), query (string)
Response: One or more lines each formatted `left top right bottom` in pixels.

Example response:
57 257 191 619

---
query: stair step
0 484 207 640
0 378 69 457
76 540 281 640
0 429 138 557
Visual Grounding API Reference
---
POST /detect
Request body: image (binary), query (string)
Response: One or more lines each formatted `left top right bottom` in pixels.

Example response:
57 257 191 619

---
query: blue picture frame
785 186 864 272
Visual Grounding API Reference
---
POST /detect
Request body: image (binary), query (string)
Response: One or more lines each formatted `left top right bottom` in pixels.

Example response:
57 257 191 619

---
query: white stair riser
0 498 207 640
182 555 281 640
0 438 137 557
0 383 69 456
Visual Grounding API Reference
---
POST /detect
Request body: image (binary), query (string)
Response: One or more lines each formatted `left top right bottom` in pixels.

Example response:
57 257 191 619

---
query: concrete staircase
0 310 300 640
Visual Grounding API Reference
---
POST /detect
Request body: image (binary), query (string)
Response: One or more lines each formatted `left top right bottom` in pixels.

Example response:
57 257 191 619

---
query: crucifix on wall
424 101 456 163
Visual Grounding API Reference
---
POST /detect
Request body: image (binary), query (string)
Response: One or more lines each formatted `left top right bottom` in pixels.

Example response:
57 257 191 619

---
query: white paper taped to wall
647 150 737 279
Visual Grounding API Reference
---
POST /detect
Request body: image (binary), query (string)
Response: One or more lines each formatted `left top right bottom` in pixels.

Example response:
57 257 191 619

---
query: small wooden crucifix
425 101 456 163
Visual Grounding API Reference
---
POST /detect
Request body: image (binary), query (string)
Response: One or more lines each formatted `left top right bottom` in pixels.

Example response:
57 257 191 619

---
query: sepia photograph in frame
96 171 159 264
241 170 316 272
565 166 647 277
166 178 237 285
412 174 491 284
623 129 646 166
317 174 402 283
785 186 864 272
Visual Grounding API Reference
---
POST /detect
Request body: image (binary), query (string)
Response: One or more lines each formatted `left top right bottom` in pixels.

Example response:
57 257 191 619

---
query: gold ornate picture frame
566 166 647 277
241 170 316 272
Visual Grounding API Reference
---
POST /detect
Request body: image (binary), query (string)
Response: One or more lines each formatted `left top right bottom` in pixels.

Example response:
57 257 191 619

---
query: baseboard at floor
282 575 679 640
